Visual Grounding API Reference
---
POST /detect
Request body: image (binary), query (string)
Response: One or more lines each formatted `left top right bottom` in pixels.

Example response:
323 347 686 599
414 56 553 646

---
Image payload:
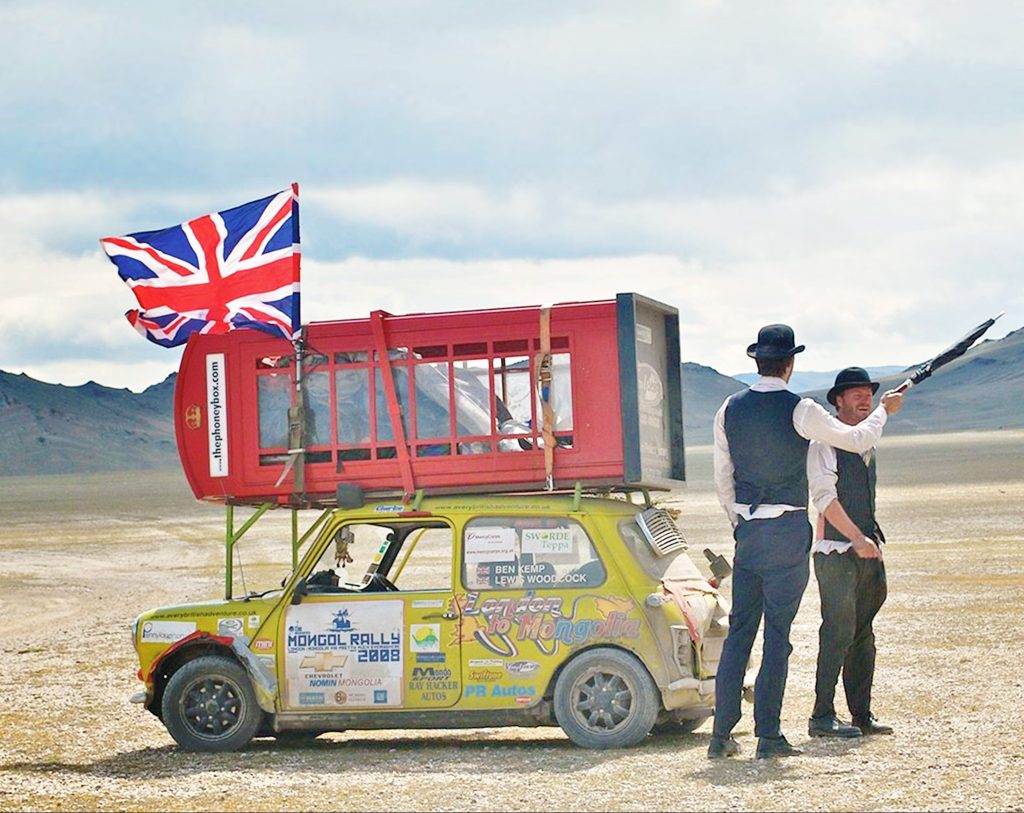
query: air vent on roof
636 507 687 556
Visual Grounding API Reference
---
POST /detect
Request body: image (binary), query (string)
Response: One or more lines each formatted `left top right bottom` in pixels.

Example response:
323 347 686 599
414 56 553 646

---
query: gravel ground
1 432 1023 812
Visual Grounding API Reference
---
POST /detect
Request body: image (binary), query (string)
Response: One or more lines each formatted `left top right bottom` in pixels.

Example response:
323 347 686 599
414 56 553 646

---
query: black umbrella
895 312 1004 393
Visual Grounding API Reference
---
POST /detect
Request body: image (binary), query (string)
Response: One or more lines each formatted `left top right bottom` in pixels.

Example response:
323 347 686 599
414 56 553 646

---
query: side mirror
291 577 308 606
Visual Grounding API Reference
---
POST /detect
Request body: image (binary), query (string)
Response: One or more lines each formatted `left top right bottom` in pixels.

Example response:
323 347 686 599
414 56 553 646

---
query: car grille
637 507 687 556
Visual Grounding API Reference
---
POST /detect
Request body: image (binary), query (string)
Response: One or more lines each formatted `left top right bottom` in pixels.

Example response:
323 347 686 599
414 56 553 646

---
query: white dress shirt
713 376 888 528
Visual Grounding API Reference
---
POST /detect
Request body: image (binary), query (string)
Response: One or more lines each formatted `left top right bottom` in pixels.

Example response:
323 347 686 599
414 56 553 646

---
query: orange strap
370 310 416 500
535 306 556 490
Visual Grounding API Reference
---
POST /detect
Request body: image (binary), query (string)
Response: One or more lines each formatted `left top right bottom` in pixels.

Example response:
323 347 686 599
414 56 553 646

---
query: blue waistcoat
724 388 809 509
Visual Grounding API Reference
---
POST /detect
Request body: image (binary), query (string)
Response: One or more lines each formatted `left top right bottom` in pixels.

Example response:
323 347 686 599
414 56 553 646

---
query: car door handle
423 611 459 621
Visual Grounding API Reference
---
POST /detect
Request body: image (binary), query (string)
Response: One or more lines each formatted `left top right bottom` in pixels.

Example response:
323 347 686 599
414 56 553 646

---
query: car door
281 521 462 712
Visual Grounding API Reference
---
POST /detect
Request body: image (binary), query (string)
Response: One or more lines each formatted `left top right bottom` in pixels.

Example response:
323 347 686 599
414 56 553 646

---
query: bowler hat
827 366 880 405
746 324 806 360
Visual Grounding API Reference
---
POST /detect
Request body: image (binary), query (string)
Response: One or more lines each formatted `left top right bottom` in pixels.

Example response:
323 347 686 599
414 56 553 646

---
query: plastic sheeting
257 350 574 454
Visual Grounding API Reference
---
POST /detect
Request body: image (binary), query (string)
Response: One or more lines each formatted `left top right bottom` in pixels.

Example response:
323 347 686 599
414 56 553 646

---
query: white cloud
2 2 1024 389
300 251 1017 377
303 154 1024 263
301 254 681 320
0 192 122 251
2 144 1022 391
307 182 545 243
5 359 178 393
811 1 930 62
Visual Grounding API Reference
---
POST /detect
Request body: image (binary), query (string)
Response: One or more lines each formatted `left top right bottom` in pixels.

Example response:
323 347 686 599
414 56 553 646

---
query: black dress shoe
808 714 863 738
853 715 893 735
707 734 741 759
755 735 802 759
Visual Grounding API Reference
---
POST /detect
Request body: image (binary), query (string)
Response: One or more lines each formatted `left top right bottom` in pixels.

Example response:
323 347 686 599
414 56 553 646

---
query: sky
2 1 1022 392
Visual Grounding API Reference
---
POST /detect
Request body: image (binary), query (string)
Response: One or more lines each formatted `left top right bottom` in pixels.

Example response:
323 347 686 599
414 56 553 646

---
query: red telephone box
174 293 685 505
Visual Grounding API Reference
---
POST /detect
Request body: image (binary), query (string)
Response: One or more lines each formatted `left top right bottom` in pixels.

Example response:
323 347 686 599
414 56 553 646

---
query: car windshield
302 520 453 594
617 517 706 582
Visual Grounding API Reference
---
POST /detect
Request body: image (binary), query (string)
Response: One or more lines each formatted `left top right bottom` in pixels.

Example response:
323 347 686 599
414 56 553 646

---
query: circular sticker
184 404 202 430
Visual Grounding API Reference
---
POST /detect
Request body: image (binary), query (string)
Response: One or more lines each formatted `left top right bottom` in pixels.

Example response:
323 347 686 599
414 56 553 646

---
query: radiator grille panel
637 507 687 556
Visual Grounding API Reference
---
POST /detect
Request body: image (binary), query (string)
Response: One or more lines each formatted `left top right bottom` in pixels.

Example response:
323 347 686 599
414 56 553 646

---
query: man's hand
851 535 883 559
881 389 904 415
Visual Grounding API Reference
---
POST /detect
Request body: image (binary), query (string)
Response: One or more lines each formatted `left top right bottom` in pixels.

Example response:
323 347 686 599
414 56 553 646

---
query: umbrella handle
894 379 914 394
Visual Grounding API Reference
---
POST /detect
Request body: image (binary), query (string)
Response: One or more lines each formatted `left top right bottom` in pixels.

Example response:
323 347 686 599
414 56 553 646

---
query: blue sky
2 1 1022 391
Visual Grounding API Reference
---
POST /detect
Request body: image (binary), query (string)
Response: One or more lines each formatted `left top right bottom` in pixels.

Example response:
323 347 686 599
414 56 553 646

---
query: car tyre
162 655 261 752
553 648 659 749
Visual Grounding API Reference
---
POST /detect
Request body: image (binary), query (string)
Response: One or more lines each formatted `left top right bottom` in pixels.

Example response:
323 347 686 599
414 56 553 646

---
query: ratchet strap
275 328 307 500
370 310 417 501
535 305 556 490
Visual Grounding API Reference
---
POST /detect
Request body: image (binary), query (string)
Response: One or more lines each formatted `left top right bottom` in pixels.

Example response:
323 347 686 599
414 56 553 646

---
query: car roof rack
221 479 672 512
218 480 674 598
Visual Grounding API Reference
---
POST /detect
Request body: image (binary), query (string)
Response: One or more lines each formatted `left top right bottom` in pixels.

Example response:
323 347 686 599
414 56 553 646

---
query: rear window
462 516 605 590
617 517 704 582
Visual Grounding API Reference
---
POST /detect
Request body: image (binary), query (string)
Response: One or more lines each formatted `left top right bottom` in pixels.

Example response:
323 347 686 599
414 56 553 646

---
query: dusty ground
1 431 1022 812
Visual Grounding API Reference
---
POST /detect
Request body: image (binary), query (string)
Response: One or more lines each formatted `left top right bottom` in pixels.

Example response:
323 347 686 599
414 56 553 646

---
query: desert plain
1 430 1022 812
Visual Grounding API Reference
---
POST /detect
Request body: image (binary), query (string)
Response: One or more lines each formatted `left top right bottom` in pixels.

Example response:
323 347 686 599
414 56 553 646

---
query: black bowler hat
827 366 880 405
746 324 806 360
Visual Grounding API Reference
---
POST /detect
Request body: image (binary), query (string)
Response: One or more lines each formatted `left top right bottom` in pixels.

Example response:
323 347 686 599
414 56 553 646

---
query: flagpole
289 182 305 502
291 331 306 500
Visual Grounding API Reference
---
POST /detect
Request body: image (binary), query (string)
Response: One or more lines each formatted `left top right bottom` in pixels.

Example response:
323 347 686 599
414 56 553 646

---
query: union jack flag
101 184 300 347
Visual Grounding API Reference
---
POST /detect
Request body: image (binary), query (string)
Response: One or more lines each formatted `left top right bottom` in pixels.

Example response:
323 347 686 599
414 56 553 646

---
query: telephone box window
335 368 371 447
257 372 291 449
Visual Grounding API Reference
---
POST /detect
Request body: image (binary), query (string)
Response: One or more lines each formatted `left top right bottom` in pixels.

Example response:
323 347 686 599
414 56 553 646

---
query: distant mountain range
805 328 1024 435
2 327 1022 476
0 371 178 476
733 366 907 393
694 328 1024 441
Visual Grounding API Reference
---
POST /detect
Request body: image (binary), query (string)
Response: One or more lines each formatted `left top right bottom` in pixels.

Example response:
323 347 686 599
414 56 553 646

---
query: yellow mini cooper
130 492 731 751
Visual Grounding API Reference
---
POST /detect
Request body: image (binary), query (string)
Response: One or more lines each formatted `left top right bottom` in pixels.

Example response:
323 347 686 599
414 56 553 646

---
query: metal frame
223 504 331 599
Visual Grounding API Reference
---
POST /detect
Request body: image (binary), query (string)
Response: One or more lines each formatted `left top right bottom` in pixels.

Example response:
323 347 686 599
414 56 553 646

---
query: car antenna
235 544 248 600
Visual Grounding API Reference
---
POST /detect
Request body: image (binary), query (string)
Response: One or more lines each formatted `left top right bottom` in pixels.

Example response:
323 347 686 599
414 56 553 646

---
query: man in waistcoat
708 326 903 760
807 367 895 738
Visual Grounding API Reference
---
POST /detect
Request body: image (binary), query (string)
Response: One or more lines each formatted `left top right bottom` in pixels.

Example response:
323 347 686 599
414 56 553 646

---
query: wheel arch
543 643 661 709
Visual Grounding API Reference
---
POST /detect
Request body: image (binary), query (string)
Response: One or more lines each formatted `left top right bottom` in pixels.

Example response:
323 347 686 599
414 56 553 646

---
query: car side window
461 516 605 591
306 522 453 594
306 523 391 592
390 527 453 591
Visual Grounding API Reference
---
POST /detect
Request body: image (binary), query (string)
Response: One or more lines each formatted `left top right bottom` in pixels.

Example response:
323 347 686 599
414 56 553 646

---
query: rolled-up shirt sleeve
713 397 738 527
808 440 839 514
794 399 887 453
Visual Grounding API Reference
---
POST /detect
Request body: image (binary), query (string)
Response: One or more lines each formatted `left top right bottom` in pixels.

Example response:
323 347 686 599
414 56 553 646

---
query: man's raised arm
795 390 903 453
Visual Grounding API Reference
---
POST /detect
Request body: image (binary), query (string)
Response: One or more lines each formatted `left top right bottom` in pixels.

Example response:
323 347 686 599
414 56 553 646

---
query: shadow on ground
1 730 711 782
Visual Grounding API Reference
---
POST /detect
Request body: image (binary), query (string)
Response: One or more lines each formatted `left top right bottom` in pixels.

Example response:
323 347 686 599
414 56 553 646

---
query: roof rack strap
535 305 556 490
370 310 417 501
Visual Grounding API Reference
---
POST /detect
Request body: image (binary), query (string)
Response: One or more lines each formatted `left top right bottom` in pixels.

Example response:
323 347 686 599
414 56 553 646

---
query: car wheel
553 648 659 749
652 713 711 735
162 655 261 752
